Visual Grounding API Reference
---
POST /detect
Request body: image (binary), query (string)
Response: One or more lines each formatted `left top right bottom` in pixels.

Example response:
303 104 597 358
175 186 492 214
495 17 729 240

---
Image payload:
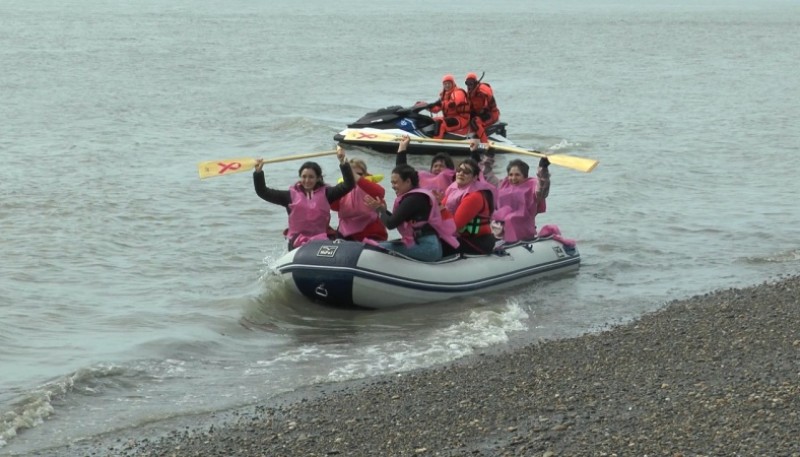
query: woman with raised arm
364 164 458 262
395 135 455 198
253 146 355 250
491 157 551 244
331 157 388 242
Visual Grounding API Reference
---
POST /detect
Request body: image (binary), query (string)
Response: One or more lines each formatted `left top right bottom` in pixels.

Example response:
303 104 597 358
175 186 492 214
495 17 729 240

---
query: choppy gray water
2 0 799 454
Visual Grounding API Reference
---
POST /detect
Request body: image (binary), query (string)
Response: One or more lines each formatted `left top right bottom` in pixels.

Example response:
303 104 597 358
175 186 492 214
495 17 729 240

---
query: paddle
197 149 337 179
338 174 384 184
488 144 599 173
342 131 599 173
343 130 463 146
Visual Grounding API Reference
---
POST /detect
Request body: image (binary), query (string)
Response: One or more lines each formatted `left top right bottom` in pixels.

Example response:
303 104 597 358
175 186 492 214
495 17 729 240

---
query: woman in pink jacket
491 158 551 244
394 135 455 198
253 147 355 250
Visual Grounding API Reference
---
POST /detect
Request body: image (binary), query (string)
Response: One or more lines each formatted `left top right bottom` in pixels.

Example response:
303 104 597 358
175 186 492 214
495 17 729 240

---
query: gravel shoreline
50 275 800 456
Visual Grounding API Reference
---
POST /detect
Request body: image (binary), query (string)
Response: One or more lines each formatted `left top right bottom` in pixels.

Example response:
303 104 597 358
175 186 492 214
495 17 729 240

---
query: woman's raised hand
397 135 410 153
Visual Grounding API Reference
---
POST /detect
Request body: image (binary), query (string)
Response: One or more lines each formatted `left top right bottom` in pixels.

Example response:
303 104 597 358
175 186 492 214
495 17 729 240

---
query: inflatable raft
273 237 580 309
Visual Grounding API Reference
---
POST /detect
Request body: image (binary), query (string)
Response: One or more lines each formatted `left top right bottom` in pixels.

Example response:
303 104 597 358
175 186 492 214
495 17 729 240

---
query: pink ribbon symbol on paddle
217 161 242 174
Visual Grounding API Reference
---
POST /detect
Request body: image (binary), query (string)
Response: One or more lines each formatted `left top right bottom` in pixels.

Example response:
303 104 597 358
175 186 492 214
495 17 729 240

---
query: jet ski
334 104 516 155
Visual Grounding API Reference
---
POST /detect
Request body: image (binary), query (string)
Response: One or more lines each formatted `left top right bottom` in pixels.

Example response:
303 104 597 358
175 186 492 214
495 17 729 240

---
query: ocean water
1 0 799 454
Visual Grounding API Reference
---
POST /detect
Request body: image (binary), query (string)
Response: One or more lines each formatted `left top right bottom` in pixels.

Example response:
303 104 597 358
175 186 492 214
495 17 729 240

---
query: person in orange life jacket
427 74 471 139
394 134 456 199
490 157 551 244
364 164 459 262
252 146 355 251
464 72 500 143
441 158 498 256
330 157 388 242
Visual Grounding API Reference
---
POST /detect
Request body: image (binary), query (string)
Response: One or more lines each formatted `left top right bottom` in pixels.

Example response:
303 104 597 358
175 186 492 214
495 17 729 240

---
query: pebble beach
48 275 800 457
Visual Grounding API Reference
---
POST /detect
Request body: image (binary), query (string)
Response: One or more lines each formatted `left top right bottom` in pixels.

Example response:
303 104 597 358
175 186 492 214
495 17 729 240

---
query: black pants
443 233 497 256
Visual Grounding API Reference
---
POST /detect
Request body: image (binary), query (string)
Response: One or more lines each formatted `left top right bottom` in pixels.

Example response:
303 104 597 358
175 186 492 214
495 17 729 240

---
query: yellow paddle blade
342 130 598 173
197 150 338 180
343 130 470 146
337 173 384 184
198 158 257 179
490 143 599 173
546 154 599 173
343 131 404 143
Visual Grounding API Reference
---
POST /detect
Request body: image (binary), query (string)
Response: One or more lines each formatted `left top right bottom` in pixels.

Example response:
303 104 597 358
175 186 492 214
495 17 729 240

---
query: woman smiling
252 146 355 250
441 158 497 255
364 164 459 262
490 158 550 244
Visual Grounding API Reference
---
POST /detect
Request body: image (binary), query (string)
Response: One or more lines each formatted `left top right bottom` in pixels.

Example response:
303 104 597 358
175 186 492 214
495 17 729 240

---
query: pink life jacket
538 224 576 248
491 177 540 242
418 169 455 194
286 184 332 248
336 185 378 237
442 178 497 217
394 188 459 249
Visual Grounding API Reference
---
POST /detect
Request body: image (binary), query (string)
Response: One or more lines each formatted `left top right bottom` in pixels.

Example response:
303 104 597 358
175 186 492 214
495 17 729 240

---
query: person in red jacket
464 72 500 143
441 158 497 255
331 158 388 242
428 74 471 139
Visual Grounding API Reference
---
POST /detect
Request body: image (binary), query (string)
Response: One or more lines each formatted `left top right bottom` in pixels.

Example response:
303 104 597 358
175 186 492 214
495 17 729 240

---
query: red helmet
441 74 455 83
465 72 478 81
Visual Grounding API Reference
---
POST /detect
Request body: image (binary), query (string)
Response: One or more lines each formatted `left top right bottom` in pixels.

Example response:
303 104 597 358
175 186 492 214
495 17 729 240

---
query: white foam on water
318 300 529 383
0 364 128 449
744 248 800 264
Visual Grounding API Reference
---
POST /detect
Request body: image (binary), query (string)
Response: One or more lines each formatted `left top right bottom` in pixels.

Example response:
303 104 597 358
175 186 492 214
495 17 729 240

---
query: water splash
743 248 800 264
0 364 126 448
318 300 529 382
